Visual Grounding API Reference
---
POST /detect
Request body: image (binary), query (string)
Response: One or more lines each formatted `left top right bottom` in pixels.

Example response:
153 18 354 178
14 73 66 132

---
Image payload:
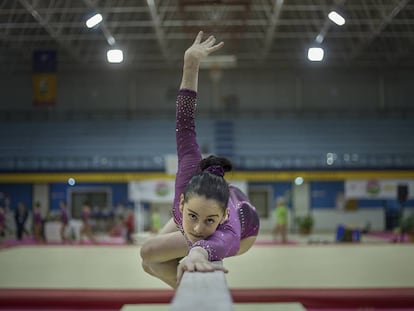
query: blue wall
1 181 412 214
49 182 128 211
0 184 33 211
311 181 344 209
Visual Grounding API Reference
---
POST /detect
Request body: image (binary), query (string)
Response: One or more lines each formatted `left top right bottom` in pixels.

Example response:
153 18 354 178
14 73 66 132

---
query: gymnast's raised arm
179 31 224 92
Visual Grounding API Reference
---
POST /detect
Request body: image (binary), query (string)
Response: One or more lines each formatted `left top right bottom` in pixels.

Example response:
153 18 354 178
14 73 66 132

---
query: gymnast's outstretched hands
176 246 228 286
184 31 224 68
180 31 224 91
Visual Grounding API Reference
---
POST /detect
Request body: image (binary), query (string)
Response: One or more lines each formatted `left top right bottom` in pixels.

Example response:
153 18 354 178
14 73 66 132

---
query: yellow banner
33 73 57 106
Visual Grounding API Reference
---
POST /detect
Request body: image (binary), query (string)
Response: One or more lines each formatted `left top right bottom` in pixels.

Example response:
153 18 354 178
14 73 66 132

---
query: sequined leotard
172 89 260 261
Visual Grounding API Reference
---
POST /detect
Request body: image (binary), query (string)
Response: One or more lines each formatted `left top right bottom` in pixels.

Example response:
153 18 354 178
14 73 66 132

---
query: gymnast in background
79 202 97 244
140 31 260 288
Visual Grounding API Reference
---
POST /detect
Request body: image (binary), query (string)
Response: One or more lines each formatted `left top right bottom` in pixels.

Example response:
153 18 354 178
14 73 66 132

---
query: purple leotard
172 89 260 261
34 211 42 225
82 209 90 223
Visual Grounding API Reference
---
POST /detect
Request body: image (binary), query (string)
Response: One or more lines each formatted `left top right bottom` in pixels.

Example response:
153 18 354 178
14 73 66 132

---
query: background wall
1 65 413 235
1 68 413 116
2 180 413 233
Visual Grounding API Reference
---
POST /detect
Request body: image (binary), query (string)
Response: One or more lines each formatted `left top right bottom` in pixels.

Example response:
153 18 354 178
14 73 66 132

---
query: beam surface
170 263 232 311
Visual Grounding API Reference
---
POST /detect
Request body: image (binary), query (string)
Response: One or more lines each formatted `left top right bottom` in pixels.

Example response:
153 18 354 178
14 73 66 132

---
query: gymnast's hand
176 247 228 285
183 31 224 68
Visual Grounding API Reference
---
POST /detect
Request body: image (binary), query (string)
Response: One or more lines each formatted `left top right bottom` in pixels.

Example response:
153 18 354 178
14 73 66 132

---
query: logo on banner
155 182 170 197
366 179 380 195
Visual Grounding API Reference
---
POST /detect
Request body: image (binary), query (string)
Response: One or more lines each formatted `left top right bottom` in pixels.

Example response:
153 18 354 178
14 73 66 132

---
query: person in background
124 209 135 244
150 207 161 234
273 197 288 243
14 202 29 241
109 216 124 238
80 202 97 244
60 201 69 243
0 206 6 242
33 202 45 243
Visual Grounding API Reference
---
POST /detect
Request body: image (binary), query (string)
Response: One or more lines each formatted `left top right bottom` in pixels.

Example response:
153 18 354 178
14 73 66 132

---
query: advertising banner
129 179 247 203
345 179 413 200
32 50 57 106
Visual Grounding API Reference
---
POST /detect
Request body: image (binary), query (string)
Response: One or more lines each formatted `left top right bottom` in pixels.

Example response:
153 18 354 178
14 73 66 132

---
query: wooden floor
1 241 413 289
0 233 413 310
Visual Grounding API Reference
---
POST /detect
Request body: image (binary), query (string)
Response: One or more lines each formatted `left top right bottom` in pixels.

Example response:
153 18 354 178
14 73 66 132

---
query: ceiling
1 0 414 72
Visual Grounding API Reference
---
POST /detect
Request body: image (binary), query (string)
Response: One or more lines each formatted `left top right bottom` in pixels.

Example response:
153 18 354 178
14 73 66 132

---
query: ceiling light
107 49 123 63
315 34 324 44
107 35 116 46
307 47 324 61
86 13 103 28
328 11 345 26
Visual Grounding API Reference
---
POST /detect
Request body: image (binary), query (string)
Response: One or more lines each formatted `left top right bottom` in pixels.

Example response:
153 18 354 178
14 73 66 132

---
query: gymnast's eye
188 213 197 221
206 218 215 225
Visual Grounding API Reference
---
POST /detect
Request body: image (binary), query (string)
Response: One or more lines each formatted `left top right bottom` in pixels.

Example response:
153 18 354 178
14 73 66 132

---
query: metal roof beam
2 4 414 15
349 0 410 61
146 0 171 65
5 31 414 42
18 0 83 63
260 0 284 61
5 17 414 30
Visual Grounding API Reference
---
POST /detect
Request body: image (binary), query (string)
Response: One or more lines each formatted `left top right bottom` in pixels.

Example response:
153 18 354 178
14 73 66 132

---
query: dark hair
183 155 233 212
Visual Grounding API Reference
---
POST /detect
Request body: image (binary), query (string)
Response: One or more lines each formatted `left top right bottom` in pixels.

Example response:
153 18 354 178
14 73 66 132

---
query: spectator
60 201 69 243
14 202 29 241
150 207 161 234
124 209 135 244
0 206 6 241
273 197 288 243
33 202 45 243
80 202 97 244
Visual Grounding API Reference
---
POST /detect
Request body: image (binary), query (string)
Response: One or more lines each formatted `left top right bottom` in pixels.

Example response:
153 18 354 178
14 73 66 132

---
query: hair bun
204 165 225 177
199 155 233 174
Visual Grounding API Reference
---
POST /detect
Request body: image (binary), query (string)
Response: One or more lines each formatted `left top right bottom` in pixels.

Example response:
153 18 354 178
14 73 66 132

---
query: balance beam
122 303 306 311
170 262 232 311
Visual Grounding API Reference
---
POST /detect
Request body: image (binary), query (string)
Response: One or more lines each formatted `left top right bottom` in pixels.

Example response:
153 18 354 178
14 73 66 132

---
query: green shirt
151 213 161 230
275 205 288 225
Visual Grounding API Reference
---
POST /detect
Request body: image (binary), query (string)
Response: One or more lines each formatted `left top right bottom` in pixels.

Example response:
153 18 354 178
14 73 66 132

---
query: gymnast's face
179 194 228 243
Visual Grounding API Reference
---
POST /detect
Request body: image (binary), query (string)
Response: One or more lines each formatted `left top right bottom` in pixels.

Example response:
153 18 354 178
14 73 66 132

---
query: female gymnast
140 31 260 288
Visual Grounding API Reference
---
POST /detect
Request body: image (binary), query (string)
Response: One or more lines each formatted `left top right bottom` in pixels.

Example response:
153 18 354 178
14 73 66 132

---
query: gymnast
140 31 260 288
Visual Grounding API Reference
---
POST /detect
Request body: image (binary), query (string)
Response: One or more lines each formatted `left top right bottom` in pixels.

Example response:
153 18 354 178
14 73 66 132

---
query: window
248 186 272 218
69 187 112 220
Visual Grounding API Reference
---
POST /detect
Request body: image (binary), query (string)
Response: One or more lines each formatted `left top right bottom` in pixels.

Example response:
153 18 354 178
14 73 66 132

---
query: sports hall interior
0 1 413 311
